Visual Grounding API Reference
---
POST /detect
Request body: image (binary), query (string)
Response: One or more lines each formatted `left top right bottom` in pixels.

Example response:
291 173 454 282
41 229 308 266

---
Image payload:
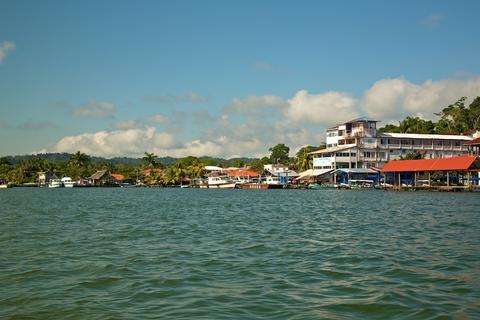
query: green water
1 188 479 319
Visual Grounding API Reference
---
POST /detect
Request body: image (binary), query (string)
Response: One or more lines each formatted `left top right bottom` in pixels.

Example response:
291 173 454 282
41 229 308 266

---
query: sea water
1 188 479 319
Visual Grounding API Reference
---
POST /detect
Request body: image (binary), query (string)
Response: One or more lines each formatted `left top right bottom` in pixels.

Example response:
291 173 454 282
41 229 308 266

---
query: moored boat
48 178 63 188
206 175 236 189
61 177 75 188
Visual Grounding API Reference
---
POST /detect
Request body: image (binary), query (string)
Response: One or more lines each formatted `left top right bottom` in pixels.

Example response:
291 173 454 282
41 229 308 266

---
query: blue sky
1 0 480 157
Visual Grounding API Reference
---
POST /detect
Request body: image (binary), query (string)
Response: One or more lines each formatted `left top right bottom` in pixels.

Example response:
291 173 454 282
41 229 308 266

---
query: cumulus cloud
421 13 445 29
48 127 176 158
362 77 480 120
73 101 115 118
41 76 480 158
0 41 15 63
142 92 208 104
286 90 358 125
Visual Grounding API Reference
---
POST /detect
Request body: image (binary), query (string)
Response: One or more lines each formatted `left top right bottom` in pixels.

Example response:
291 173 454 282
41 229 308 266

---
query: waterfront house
310 118 473 170
297 168 333 184
88 170 116 186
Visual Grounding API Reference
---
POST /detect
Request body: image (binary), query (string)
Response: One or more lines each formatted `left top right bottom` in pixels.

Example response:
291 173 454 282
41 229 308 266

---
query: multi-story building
311 118 473 170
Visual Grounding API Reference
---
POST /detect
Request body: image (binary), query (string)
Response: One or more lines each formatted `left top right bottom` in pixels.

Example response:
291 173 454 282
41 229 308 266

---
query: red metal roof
380 156 478 172
226 169 260 177
111 173 125 181
464 137 480 145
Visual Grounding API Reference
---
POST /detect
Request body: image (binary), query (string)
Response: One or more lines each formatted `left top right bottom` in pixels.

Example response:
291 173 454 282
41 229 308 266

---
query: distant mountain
1 153 258 166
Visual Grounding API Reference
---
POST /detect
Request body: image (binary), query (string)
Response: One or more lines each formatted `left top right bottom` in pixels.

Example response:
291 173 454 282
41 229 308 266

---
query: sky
1 0 480 158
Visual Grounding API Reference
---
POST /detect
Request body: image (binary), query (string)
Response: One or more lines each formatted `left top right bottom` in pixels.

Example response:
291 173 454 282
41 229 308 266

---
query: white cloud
147 114 169 124
286 90 358 125
362 77 480 121
421 13 445 29
42 76 480 158
48 127 176 158
0 41 15 63
73 101 115 118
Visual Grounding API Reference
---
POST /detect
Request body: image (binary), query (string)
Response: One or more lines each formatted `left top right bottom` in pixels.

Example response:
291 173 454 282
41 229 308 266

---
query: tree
176 156 200 169
69 151 91 168
400 152 424 160
269 144 290 164
378 124 401 133
163 165 184 186
435 97 473 134
142 152 158 168
398 117 435 134
295 145 324 172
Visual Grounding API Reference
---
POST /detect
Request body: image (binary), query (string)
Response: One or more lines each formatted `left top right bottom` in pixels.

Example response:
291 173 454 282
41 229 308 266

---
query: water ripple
1 188 479 319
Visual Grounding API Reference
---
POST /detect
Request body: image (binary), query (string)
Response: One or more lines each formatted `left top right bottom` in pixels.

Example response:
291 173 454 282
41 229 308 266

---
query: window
389 139 399 145
380 139 387 145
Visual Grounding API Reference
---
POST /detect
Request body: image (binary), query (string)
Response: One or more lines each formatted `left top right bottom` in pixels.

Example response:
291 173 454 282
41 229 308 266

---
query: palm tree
164 165 184 186
69 151 90 168
142 152 158 168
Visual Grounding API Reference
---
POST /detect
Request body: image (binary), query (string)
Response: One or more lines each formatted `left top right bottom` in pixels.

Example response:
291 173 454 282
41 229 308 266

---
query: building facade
312 118 473 170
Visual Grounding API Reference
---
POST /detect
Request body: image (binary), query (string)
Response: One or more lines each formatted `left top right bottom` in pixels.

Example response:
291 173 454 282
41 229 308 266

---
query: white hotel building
310 118 473 170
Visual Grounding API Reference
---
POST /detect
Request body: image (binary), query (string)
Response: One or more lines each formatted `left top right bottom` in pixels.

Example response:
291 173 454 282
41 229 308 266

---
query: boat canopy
333 168 378 175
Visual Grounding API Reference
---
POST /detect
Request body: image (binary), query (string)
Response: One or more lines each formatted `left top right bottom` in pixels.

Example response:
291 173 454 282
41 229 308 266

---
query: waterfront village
2 98 480 191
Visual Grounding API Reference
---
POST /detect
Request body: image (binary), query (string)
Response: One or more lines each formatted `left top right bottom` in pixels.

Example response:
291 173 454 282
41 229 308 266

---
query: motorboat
48 179 63 188
61 177 75 188
206 175 236 189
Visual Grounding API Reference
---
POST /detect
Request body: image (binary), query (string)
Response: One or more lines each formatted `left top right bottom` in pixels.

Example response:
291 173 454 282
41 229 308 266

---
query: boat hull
207 183 236 189
241 183 284 189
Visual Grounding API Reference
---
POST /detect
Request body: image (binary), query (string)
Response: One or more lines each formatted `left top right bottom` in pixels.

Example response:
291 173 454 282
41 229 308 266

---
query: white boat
0 184 12 188
266 176 282 185
61 177 75 188
258 176 284 189
48 179 63 188
206 175 236 189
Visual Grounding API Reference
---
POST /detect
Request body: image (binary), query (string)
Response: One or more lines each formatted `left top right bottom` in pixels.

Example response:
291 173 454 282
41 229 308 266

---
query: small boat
61 177 75 188
349 179 375 189
206 175 236 189
308 183 337 190
0 183 12 188
264 176 285 189
48 179 63 188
